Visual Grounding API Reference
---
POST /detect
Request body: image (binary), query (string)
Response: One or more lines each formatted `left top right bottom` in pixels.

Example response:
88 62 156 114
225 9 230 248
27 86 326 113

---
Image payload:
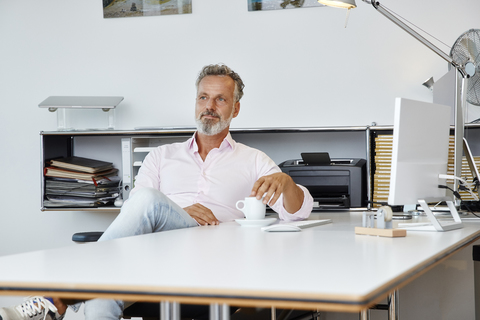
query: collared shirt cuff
275 184 314 221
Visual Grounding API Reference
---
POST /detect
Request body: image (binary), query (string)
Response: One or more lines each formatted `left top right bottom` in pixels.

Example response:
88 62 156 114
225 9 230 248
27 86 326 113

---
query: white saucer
235 217 277 227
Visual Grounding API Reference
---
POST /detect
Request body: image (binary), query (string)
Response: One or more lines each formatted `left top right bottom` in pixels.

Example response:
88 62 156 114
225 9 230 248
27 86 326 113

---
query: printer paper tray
313 196 350 209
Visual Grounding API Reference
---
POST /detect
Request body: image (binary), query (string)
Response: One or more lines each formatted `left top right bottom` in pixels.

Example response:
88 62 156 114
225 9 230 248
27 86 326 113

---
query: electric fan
449 29 480 106
447 29 480 198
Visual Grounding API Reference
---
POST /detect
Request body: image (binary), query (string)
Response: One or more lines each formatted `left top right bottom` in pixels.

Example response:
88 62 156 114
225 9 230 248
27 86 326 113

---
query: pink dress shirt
131 133 313 222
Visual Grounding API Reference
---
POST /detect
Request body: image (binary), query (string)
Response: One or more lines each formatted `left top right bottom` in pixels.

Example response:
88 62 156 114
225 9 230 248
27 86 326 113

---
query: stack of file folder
43 156 120 208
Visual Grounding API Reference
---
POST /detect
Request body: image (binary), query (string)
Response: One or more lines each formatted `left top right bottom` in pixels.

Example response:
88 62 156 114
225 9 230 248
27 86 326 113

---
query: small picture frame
248 0 324 11
103 0 192 19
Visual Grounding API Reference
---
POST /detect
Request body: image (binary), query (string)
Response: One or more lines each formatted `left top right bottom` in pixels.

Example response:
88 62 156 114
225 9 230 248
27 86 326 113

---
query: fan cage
449 29 480 106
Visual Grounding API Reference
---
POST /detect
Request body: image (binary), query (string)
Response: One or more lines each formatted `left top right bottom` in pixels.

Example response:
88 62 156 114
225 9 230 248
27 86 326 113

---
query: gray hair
196 64 245 103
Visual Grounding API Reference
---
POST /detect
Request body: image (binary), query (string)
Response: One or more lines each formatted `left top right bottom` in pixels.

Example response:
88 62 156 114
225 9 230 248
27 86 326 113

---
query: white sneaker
0 297 64 320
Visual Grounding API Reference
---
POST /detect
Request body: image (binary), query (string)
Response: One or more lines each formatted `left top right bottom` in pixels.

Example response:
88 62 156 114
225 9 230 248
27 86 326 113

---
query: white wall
0 0 479 316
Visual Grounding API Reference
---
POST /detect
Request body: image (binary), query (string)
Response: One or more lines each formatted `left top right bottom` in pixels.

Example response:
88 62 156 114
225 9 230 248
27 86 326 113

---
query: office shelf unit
40 127 373 212
42 125 480 213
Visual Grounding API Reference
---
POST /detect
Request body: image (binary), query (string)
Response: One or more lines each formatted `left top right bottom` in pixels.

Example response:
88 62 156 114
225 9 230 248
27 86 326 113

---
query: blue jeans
84 188 198 320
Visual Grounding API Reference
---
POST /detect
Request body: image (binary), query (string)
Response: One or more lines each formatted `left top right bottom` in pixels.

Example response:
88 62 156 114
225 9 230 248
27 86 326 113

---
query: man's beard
195 110 234 136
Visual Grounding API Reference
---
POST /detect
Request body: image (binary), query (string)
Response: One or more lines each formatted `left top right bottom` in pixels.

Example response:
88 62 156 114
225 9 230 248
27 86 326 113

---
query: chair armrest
72 232 104 243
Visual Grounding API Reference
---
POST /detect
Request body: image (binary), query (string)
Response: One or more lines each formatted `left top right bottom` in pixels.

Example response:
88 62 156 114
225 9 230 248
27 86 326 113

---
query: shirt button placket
197 163 207 201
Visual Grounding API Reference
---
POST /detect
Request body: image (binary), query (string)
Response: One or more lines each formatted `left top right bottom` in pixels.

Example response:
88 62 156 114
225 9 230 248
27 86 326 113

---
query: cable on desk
438 184 480 218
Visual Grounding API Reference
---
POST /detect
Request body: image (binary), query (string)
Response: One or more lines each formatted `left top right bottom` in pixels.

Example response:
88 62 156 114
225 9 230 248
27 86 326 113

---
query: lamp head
422 77 434 91
317 0 357 9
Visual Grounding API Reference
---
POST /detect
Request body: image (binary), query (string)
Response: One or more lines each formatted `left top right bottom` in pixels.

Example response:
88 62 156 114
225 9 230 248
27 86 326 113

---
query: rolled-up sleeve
255 152 314 221
270 184 314 221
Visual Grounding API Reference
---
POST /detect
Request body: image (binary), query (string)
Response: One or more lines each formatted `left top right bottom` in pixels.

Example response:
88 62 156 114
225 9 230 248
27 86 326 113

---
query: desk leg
160 301 180 320
388 290 399 320
359 309 369 320
210 303 230 320
363 290 399 320
473 245 480 320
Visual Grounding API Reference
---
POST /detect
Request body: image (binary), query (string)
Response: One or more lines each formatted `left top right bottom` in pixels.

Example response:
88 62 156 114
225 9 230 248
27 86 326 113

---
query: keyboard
261 219 332 232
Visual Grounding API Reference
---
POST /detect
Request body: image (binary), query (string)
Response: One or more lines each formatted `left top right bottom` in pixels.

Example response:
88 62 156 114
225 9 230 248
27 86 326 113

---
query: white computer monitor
387 97 462 231
388 97 451 205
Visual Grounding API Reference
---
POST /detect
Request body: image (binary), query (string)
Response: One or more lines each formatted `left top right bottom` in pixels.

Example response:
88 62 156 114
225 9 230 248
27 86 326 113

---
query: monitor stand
417 199 463 231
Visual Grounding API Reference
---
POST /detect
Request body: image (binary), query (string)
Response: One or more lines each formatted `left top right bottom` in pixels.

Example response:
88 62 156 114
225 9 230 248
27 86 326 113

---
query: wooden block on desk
355 227 407 238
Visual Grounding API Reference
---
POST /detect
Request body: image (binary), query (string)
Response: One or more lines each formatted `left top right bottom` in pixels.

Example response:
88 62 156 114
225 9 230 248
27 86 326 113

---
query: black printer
278 153 367 209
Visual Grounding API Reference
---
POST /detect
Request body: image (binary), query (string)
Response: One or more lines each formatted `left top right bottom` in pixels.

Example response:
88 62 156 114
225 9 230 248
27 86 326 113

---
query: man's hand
250 172 304 213
183 203 219 226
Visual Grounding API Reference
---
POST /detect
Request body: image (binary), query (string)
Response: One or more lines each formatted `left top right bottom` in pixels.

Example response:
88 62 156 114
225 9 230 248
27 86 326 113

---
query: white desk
0 211 479 319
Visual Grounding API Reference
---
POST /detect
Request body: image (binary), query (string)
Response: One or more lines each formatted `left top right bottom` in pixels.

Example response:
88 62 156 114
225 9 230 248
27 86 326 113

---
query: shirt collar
188 132 235 153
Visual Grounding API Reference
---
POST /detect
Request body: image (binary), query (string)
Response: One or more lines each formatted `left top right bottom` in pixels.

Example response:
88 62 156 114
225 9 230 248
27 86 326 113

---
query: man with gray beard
82 64 313 318
83 64 313 319
0 64 313 320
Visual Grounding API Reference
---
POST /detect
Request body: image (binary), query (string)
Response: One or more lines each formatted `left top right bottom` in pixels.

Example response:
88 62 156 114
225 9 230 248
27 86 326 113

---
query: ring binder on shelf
121 138 133 200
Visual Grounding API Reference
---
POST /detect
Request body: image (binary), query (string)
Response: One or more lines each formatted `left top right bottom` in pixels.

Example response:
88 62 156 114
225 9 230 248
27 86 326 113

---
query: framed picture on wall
103 0 192 18
248 0 324 11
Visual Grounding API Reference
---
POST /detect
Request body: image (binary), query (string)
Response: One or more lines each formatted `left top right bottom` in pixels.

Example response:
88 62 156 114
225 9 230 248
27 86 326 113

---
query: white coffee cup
236 197 266 220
